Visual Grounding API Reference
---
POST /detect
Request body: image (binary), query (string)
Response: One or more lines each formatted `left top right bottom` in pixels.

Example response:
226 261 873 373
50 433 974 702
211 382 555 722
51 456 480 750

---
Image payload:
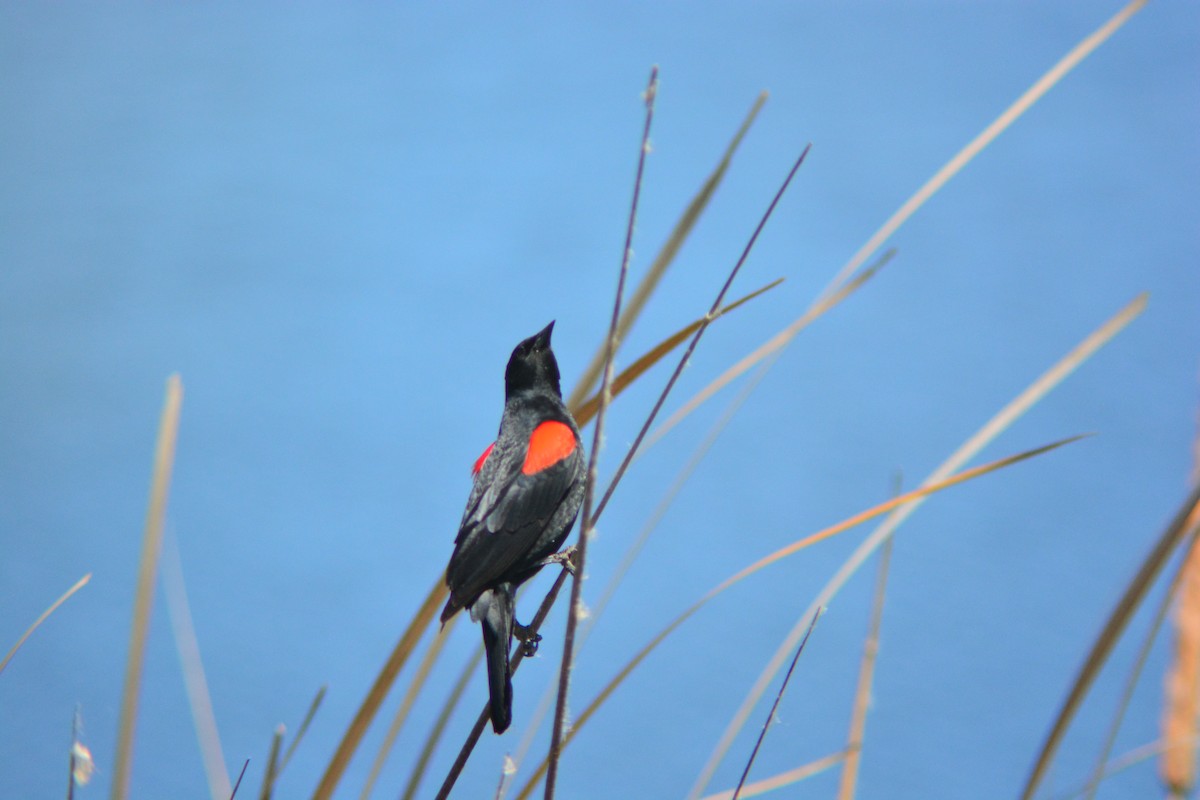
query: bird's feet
541 545 579 576
513 621 542 657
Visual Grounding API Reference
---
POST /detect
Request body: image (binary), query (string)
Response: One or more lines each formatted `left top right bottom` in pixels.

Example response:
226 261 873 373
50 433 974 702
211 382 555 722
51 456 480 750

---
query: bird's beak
533 320 555 348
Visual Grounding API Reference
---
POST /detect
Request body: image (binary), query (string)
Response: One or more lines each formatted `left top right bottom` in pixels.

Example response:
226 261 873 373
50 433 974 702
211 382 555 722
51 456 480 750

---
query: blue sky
2 3 1198 798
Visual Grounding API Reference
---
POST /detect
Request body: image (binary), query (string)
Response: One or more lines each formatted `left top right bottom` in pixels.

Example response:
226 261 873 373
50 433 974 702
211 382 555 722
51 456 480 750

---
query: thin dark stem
229 760 249 800
544 64 659 800
731 608 823 800
435 569 572 800
592 143 811 524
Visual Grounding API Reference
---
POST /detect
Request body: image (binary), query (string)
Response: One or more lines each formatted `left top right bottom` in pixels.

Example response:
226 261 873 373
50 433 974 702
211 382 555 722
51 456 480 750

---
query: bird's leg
513 620 542 657
540 545 578 576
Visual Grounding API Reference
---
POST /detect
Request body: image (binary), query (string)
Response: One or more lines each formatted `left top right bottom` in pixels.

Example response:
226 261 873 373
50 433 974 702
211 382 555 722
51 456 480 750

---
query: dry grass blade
512 437 1076 800
1021 486 1200 800
358 620 456 800
566 91 768 411
1161 447 1200 798
815 0 1149 302
1080 528 1199 800
162 532 231 800
0 572 91 676
572 278 784 427
646 249 892 452
545 64 659 800
731 608 823 800
690 294 1146 799
703 751 846 800
258 725 284 800
111 373 183 800
279 685 326 774
837 536 894 800
312 576 446 800
403 647 483 800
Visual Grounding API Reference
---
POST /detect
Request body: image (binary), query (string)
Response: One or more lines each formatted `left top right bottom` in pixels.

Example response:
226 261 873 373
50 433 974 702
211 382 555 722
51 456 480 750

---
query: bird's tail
479 586 515 734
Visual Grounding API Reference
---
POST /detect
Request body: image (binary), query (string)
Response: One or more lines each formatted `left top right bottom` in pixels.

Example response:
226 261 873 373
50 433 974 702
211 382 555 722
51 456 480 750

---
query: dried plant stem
230 761 249 800
593 141 810 525
691 295 1145 799
544 64 658 800
731 608 823 800
111 374 183 800
435 568 572 800
837 535 894 800
567 90 768 410
279 685 326 774
0 572 91 676
258 725 284 800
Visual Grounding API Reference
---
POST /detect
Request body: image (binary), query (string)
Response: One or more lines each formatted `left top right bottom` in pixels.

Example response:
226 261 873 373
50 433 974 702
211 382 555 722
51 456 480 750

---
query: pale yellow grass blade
690 295 1146 799
111 373 183 800
702 751 846 800
0 573 91 676
816 0 1149 302
836 536 894 800
162 531 231 800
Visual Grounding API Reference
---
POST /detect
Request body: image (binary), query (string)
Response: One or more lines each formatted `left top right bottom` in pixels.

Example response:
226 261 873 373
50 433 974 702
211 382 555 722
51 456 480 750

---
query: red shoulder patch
521 421 576 475
472 442 495 475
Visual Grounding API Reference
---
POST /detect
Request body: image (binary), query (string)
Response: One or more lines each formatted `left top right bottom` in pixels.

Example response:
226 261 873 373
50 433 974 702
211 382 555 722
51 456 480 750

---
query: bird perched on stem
441 321 586 734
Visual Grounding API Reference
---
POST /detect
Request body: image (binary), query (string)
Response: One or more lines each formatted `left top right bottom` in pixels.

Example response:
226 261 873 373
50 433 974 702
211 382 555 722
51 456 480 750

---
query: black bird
441 321 586 734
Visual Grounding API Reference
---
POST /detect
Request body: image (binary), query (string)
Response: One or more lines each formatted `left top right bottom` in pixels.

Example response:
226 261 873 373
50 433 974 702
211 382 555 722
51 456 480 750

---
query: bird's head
505 321 562 399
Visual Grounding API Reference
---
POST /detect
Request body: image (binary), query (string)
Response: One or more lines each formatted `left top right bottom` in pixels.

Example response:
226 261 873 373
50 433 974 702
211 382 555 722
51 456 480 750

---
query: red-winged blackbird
441 321 586 734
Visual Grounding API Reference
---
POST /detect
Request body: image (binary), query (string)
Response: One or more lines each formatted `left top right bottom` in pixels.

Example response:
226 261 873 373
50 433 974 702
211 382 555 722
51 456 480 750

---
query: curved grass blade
690 294 1145 798
111 373 183 800
566 91 768 411
0 572 91 676
1020 485 1200 799
358 619 457 799
511 436 1079 799
1081 528 1198 800
312 576 446 800
163 531 231 800
815 0 1149 302
401 646 482 800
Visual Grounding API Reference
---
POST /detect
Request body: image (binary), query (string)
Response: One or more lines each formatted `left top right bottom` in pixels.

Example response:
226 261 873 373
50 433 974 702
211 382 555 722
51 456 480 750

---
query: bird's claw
514 622 542 657
541 545 578 576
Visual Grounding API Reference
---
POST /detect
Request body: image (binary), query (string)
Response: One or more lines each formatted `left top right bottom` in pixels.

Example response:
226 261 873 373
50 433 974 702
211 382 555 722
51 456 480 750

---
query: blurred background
2 3 1197 798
